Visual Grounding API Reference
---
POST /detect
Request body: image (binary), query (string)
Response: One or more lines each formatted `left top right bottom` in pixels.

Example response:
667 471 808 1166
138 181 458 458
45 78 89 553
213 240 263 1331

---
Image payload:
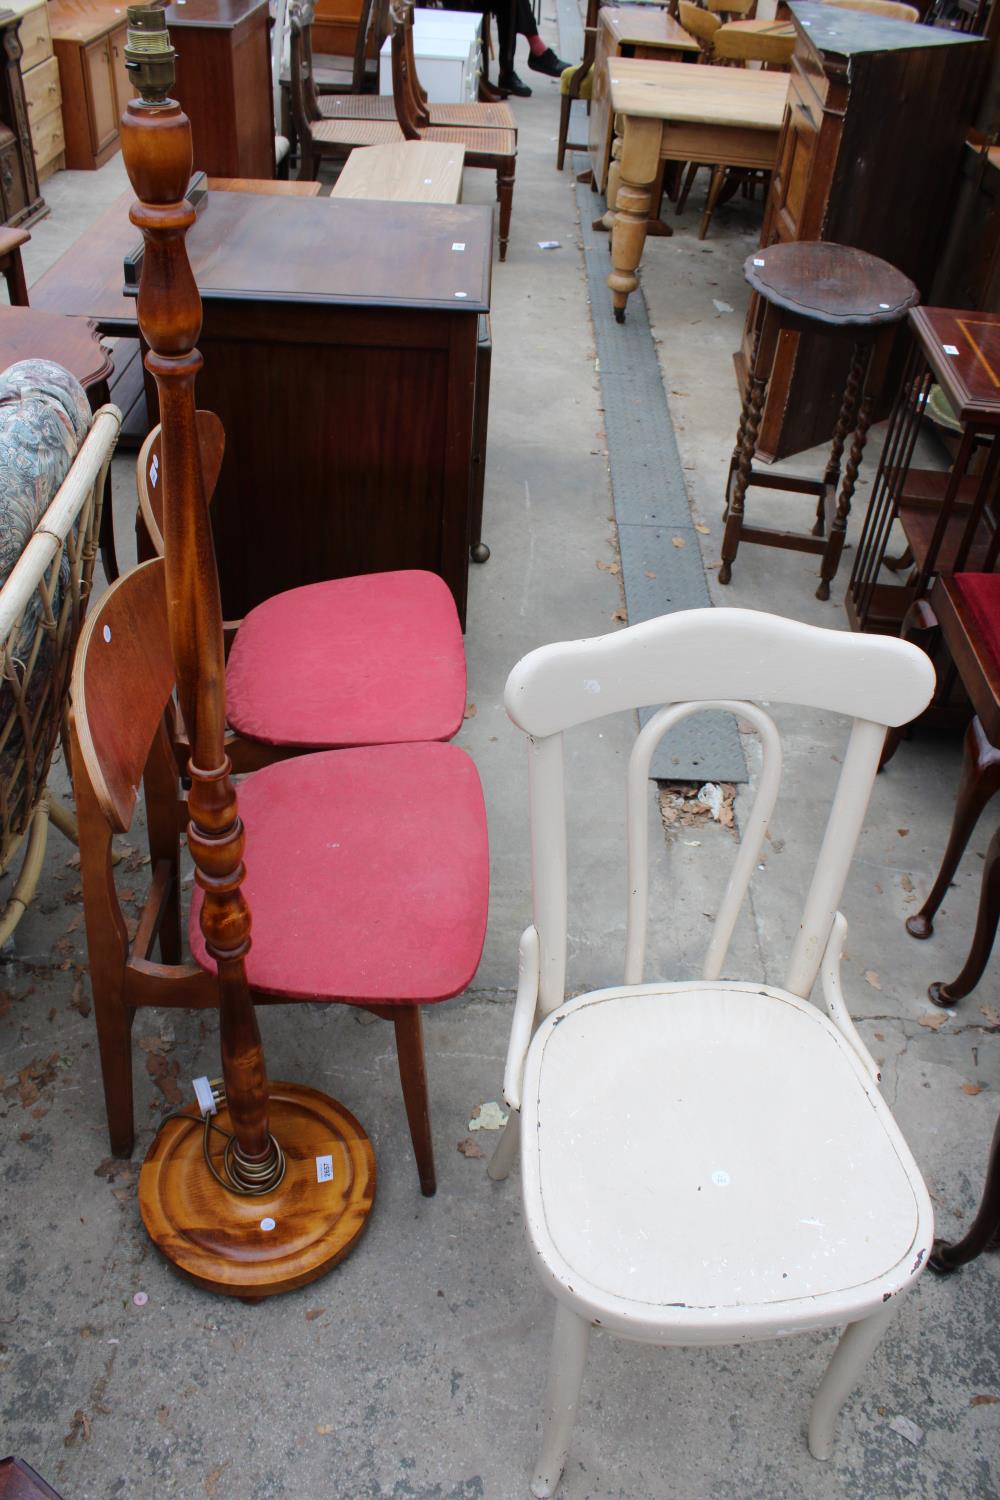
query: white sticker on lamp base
260 1217 276 1232
315 1154 334 1184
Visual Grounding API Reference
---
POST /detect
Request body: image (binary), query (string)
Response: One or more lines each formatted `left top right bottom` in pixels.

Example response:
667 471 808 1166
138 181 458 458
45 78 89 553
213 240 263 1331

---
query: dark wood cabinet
737 0 985 462
0 9 44 227
164 0 275 180
32 190 494 627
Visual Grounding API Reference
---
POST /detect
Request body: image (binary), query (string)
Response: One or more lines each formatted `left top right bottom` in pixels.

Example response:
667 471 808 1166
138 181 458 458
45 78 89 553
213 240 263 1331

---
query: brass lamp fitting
124 3 177 104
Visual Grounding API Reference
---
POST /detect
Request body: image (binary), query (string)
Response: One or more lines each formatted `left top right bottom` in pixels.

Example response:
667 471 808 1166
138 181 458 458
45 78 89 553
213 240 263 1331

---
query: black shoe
498 70 532 96
528 47 570 78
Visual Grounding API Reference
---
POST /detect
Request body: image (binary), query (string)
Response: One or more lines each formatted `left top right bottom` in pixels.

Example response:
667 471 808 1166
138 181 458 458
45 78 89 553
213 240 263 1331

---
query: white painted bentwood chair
488 608 937 1498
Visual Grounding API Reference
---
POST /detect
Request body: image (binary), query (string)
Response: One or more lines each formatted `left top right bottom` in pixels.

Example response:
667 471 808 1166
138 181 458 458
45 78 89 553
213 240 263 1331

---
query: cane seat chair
489 607 936 1497
315 6 516 135
136 417 466 772
290 0 517 259
70 557 489 1197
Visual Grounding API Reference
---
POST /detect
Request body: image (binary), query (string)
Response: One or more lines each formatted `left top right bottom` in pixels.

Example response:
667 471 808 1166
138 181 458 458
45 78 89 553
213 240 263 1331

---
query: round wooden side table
721 241 919 599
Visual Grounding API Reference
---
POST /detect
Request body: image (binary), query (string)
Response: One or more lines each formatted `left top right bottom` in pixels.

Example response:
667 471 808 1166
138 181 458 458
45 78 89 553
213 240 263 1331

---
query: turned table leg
608 115 662 324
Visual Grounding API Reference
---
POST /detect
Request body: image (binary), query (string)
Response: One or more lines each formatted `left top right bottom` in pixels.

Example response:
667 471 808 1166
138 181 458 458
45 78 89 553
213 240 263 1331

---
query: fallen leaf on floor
596 559 620 574
94 1157 140 1183
157 1407 170 1425
146 1050 182 1106
918 1012 948 1031
970 1394 999 1407
14 1052 60 1109
898 828 909 838
889 1414 924 1447
70 978 90 1018
316 1425 333 1436
457 1136 484 1159
980 1005 1000 1028
961 1083 983 1096
900 873 914 893
694 522 710 535
204 1465 227 1497
644 570 657 580
469 1101 507 1132
864 970 882 991
464 703 477 719
874 1032 885 1042
874 882 883 895
64 1409 91 1447
671 536 686 549
138 1035 172 1055
305 1308 325 1322
612 608 627 623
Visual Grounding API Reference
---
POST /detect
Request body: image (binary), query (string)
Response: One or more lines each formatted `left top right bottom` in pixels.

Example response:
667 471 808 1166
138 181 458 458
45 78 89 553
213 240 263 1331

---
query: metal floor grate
574 168 747 782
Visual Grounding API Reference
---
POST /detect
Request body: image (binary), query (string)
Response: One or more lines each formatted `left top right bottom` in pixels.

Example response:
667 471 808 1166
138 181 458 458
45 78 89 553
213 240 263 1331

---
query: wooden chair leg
496 163 515 263
929 824 1000 1006
556 93 571 171
907 718 1000 940
3 249 28 307
698 164 726 240
392 1004 436 1196
675 160 699 215
929 1110 1000 1273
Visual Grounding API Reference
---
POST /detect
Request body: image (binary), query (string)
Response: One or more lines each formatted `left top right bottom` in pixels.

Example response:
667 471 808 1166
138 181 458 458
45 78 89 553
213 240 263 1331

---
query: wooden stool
929 1111 1000 1274
721 242 918 599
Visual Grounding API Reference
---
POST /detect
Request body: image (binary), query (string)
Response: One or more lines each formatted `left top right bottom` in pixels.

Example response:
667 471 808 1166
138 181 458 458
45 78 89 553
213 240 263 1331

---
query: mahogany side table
721 241 918 600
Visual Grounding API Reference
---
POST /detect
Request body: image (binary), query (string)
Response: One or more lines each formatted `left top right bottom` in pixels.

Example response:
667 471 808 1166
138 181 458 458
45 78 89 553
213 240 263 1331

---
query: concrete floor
1 11 998 1498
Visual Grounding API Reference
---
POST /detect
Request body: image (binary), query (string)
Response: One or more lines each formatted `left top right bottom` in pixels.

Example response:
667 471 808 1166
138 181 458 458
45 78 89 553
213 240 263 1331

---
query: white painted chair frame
488 607 937 1499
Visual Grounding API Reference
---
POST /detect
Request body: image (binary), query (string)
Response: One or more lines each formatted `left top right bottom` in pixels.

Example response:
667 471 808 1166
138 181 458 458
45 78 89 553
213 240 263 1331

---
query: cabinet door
110 25 134 118
84 38 118 155
767 76 821 245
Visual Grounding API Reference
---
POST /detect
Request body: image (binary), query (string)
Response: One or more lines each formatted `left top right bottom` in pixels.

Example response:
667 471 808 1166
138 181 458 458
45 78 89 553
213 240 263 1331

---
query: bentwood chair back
490 607 937 1496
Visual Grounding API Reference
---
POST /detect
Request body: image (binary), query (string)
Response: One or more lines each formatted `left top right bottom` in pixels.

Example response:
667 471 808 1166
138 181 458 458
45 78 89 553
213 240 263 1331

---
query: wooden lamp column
122 4 375 1298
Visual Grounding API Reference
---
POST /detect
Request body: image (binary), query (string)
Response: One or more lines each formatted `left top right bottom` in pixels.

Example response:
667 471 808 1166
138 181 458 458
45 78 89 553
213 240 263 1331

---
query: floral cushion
0 360 91 856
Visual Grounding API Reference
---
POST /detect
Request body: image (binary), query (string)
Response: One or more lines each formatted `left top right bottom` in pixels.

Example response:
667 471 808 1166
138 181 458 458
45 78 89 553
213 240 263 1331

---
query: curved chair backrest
272 0 291 130
712 24 796 64
678 1 722 50
505 608 935 1015
70 558 174 835
822 0 919 18
390 0 424 139
136 411 226 561
288 0 322 129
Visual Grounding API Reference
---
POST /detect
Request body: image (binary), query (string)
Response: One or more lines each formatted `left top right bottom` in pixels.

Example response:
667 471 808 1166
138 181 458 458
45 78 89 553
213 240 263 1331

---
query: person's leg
516 0 570 77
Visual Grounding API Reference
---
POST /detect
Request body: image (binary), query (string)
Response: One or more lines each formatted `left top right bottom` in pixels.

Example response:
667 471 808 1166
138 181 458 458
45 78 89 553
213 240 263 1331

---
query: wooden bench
331 141 464 203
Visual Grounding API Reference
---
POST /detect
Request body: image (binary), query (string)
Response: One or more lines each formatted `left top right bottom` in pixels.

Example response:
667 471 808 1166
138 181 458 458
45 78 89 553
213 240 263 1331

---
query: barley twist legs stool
721 242 919 600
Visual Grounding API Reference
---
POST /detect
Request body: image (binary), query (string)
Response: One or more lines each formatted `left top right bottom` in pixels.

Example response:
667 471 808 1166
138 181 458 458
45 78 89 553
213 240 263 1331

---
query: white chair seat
521 981 932 1346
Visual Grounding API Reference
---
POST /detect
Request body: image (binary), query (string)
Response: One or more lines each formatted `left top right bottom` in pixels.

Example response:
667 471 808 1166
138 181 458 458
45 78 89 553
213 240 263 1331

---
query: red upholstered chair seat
952 574 1000 674
224 571 466 749
190 741 488 1001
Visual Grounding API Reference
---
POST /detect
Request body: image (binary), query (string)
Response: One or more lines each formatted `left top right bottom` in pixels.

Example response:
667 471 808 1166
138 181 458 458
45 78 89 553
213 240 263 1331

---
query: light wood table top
602 7 701 52
609 56 789 125
332 142 465 204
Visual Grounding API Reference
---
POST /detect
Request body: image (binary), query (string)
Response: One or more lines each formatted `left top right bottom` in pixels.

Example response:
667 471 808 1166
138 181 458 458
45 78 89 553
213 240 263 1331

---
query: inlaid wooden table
588 7 700 193
606 58 788 322
31 189 493 625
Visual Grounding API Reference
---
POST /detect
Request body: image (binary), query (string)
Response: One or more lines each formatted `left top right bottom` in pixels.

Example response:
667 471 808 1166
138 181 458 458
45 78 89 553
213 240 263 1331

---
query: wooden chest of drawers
7 0 63 180
48 0 132 171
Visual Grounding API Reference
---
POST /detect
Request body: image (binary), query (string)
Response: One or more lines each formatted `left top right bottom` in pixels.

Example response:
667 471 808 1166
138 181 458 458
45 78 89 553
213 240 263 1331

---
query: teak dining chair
488 607 936 1497
135 418 467 773
70 556 489 1199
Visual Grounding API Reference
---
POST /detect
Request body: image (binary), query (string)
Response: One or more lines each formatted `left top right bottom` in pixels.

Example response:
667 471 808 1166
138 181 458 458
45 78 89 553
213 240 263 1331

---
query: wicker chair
0 361 120 945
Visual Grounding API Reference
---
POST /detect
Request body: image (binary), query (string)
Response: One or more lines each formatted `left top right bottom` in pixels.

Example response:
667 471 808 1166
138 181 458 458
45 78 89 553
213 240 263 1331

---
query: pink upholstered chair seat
224 571 466 749
952 574 1000 673
189 741 488 1002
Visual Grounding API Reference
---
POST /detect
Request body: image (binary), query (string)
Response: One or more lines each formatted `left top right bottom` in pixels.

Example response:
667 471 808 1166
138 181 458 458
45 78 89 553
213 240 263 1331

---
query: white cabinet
379 13 481 104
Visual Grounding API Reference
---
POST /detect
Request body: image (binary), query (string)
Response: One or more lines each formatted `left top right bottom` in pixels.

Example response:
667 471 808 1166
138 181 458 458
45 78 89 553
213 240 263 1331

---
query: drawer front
18 5 52 71
24 55 61 120
30 101 64 165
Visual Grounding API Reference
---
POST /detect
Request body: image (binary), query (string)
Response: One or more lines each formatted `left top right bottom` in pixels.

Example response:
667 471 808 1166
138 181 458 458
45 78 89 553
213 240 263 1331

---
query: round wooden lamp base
138 1081 376 1299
